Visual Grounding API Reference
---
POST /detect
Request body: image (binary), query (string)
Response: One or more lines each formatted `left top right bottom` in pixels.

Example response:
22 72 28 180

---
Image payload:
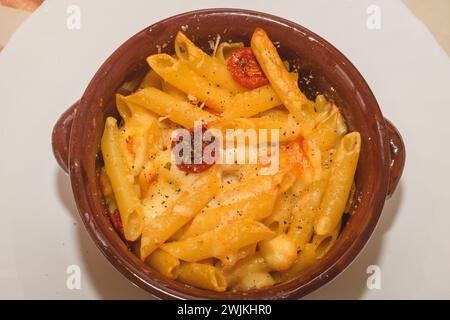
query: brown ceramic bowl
52 9 405 299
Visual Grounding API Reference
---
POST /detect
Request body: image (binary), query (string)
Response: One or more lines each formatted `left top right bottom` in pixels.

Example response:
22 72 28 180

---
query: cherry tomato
227 47 269 89
171 124 217 174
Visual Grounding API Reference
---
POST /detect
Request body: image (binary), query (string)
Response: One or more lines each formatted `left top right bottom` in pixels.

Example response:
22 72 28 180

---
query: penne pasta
233 272 275 292
161 219 274 263
116 94 161 176
147 54 232 112
177 262 227 292
307 106 340 152
161 79 187 101
185 245 255 271
224 84 281 119
211 172 285 207
139 69 162 89
264 177 304 234
251 28 315 134
287 178 329 251
279 170 298 193
215 41 244 64
99 168 116 212
225 253 274 291
124 87 218 128
274 243 317 282
222 72 299 120
101 117 144 241
145 249 181 279
179 190 278 239
314 132 361 235
138 160 158 198
314 94 329 113
219 244 257 269
140 166 221 260
336 111 348 136
210 112 301 143
175 31 246 94
311 222 341 259
141 174 183 226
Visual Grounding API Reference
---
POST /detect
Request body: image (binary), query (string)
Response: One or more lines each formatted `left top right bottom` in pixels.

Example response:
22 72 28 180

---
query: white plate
0 0 449 299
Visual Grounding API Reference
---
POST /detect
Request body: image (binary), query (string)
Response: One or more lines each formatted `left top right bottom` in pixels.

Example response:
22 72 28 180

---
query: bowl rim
67 8 391 299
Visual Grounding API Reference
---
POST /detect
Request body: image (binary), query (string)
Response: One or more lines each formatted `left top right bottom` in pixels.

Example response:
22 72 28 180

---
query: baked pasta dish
99 28 361 292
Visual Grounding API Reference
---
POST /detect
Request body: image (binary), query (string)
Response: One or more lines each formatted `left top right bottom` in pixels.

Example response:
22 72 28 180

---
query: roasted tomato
171 124 217 173
227 47 269 89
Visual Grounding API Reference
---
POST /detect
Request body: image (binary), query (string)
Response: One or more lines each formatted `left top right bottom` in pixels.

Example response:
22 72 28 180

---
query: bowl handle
384 118 406 199
52 101 79 174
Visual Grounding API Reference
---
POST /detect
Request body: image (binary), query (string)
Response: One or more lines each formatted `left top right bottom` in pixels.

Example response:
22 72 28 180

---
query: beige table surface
2 0 450 56
403 0 450 56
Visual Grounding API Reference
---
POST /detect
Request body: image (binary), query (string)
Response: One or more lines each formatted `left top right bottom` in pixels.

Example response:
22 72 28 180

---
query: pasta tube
179 190 278 239
307 107 340 152
211 172 285 207
101 117 143 241
124 87 218 128
215 41 244 64
287 178 328 251
116 94 161 176
222 72 299 120
175 31 246 94
314 132 361 235
251 28 315 134
311 222 341 259
210 112 301 143
161 79 187 101
274 243 317 282
225 253 274 291
140 166 221 260
147 54 232 112
177 262 227 292
161 219 274 262
139 69 162 89
145 249 181 279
